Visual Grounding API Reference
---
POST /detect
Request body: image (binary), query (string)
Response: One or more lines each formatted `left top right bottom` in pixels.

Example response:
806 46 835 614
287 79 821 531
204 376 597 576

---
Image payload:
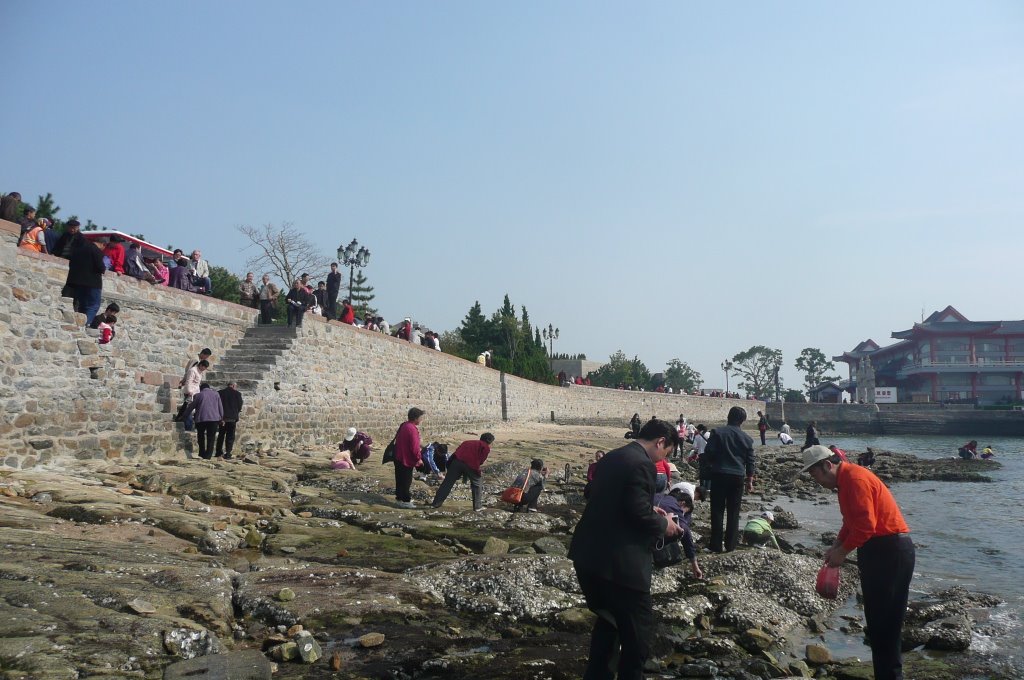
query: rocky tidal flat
0 424 1013 679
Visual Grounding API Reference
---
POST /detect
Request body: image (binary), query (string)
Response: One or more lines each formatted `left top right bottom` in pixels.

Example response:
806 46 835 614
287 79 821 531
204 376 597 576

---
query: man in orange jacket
801 445 915 680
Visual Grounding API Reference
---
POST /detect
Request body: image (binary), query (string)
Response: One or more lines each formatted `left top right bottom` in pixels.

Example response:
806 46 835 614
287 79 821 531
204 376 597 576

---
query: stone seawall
1 219 763 467
766 401 1024 436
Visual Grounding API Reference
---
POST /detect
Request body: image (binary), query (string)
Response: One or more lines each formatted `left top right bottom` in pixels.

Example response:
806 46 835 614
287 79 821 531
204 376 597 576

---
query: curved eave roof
893 322 1003 339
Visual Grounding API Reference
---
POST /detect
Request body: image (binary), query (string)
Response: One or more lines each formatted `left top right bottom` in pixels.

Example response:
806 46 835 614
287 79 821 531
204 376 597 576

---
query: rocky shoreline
0 424 1014 679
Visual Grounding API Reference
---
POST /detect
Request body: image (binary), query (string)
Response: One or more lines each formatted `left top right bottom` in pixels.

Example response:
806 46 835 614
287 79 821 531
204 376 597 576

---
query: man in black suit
569 419 682 680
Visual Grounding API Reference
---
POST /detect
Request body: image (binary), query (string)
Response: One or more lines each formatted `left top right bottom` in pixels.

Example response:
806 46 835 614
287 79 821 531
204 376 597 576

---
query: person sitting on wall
339 427 373 465
168 256 196 291
103 236 126 274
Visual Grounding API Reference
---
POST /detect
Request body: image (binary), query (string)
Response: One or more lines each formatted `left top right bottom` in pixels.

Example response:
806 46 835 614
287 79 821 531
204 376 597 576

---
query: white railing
910 358 1024 368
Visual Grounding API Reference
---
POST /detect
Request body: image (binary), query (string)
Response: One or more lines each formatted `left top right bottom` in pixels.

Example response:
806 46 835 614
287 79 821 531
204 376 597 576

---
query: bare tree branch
236 222 331 287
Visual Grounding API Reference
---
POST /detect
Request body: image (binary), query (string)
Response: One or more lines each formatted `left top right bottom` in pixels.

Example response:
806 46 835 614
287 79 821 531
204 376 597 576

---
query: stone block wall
246 317 764 448
766 402 880 434
0 220 256 467
1 218 764 466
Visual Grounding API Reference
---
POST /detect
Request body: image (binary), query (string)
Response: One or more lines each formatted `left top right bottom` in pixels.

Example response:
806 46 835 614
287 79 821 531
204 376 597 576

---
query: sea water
771 434 1024 673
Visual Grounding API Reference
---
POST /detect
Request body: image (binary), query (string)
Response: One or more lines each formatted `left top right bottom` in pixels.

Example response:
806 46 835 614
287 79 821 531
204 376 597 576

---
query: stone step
206 371 264 382
243 327 297 338
216 355 280 366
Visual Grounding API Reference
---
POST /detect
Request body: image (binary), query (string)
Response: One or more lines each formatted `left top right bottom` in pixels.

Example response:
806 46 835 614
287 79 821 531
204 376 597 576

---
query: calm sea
768 434 1024 674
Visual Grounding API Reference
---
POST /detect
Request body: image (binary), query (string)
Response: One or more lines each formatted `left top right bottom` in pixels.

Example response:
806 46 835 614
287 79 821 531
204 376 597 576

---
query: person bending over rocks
339 427 373 465
655 483 703 579
742 511 780 549
508 459 547 514
801 445 915 680
430 433 494 511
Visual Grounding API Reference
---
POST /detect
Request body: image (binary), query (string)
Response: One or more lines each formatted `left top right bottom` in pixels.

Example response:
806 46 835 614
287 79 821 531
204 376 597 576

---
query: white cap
344 427 357 442
761 511 775 522
800 445 833 472
669 481 696 498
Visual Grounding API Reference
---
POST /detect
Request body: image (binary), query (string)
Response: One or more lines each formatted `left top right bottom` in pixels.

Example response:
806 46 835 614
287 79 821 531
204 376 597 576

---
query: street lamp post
542 324 559 371
773 360 782 403
336 238 371 315
721 359 733 395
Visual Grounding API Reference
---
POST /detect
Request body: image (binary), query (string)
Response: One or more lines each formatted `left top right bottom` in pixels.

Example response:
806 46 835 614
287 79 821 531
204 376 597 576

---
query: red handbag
500 469 530 504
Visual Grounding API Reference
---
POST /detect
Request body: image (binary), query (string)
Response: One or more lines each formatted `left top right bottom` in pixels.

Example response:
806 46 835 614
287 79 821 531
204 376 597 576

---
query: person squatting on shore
569 419 682 680
701 406 755 553
508 458 547 514
801 445 915 680
430 433 495 511
392 408 424 508
339 427 373 465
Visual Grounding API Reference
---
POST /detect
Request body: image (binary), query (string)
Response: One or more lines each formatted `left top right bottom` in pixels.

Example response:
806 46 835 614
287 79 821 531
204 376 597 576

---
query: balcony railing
904 358 1024 370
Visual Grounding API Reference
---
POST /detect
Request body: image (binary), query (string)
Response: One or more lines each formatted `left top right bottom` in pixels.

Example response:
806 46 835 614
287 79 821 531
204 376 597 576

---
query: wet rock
738 627 776 652
805 643 832 664
788 659 812 677
482 536 509 554
277 587 296 602
163 627 221 659
271 641 298 661
163 649 273 680
532 536 568 556
554 607 596 632
31 492 53 503
294 630 322 663
245 527 264 548
127 598 156 615
358 632 386 648
678 660 717 677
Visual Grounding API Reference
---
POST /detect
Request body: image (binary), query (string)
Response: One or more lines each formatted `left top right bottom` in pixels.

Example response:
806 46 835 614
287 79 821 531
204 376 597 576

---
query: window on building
939 374 970 386
980 375 1013 386
935 339 969 352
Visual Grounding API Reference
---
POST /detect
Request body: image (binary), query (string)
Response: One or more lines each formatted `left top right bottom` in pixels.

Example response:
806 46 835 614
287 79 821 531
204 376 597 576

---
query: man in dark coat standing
569 419 682 679
65 237 107 325
216 382 244 459
326 263 342 320
703 406 756 553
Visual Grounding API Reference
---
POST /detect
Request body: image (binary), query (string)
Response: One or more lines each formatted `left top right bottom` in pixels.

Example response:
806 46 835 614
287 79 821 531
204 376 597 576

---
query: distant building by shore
833 305 1024 405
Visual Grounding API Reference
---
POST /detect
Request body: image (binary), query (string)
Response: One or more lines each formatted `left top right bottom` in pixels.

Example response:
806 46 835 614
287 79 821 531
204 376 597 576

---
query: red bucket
815 564 841 599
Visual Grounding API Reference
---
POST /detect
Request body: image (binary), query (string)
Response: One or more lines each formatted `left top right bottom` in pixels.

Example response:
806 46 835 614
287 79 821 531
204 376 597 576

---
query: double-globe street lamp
337 238 370 313
543 324 559 371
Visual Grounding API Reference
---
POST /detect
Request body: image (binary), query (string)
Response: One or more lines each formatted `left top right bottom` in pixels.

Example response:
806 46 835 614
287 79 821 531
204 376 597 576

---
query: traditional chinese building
833 306 1024 405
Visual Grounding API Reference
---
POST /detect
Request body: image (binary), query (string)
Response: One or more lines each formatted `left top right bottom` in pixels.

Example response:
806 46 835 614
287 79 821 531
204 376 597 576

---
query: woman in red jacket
103 236 126 274
393 407 424 508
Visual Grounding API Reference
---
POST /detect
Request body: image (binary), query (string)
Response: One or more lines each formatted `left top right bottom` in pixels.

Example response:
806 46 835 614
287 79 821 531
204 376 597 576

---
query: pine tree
349 270 377 318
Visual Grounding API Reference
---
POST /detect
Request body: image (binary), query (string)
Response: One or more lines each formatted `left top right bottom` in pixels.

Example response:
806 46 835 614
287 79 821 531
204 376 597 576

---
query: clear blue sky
4 1 1023 393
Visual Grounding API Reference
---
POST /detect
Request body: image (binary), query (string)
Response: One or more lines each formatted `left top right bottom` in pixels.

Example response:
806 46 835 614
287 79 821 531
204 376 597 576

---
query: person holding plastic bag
801 445 914 680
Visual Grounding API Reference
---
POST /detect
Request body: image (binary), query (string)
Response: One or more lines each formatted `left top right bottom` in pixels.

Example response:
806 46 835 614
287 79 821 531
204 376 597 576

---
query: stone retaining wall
766 401 1024 436
766 403 879 434
0 219 763 467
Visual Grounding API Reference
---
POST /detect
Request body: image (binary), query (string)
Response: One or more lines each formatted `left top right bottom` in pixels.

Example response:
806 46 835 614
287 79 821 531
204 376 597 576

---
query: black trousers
759 430 767 445
195 422 218 459
859 534 916 680
259 299 275 324
394 462 414 502
216 421 236 455
287 306 306 327
431 458 483 509
512 482 544 512
326 290 339 319
709 473 745 552
574 565 653 680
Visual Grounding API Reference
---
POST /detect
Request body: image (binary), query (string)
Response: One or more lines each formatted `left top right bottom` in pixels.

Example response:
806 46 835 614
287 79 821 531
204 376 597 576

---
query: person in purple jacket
183 383 223 460
392 408 424 508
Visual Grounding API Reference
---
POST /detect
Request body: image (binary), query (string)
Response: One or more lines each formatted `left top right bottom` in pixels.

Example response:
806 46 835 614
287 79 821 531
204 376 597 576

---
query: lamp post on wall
336 238 370 311
773 357 782 403
721 359 733 395
542 324 559 370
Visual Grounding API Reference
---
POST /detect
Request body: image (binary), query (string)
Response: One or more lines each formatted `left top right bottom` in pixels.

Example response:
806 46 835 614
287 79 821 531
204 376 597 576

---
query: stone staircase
204 325 297 392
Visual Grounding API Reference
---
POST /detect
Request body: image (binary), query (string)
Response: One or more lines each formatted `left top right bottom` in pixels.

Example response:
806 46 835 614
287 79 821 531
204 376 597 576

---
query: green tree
444 296 554 383
588 351 651 388
730 346 783 399
209 266 241 304
458 301 492 353
783 388 807 403
34 193 61 222
664 359 703 393
348 270 377 319
794 347 840 398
